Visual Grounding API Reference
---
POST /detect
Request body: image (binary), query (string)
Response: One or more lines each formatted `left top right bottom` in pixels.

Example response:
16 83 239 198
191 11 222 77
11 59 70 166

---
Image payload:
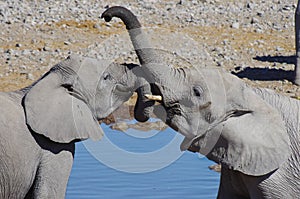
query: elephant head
23 54 152 143
102 6 291 176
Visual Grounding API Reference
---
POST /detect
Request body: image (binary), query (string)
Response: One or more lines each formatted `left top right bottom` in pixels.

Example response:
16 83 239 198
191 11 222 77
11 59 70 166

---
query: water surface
66 122 220 198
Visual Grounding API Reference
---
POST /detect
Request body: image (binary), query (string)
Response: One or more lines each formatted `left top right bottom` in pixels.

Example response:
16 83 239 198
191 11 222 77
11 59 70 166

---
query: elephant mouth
114 84 133 96
104 83 133 115
180 122 220 152
181 109 253 152
94 84 133 120
115 84 131 93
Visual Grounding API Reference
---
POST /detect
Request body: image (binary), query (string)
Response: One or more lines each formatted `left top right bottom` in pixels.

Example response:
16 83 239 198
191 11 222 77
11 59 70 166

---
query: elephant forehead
60 54 112 77
69 56 115 87
56 55 114 97
58 54 83 72
199 68 227 114
79 59 116 100
76 58 110 80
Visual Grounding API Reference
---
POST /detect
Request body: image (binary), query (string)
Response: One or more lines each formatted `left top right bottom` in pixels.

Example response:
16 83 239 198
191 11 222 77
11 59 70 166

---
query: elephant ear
24 71 103 143
206 86 291 176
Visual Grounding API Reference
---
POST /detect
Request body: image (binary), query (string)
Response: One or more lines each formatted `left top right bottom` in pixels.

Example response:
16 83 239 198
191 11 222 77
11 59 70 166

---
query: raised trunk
295 0 300 85
101 6 172 85
102 7 161 122
102 6 158 64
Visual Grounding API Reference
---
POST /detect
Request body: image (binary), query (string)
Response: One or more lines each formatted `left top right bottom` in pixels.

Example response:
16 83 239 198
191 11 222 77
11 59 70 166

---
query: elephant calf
103 6 300 199
0 55 152 198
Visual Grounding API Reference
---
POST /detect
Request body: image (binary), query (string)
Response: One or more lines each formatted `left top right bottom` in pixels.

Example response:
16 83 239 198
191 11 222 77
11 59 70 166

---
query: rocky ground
0 0 299 123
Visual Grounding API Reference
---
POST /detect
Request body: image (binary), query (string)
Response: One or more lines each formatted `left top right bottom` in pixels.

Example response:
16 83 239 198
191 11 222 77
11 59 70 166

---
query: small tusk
145 94 162 101
292 96 300 100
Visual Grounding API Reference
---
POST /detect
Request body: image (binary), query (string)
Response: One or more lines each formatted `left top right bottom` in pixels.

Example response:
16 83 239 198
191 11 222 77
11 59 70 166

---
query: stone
43 46 51 51
231 22 239 29
64 41 71 45
26 73 35 80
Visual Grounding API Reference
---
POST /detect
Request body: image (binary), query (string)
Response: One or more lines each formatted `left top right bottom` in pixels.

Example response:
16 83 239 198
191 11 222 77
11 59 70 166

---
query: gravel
0 0 299 97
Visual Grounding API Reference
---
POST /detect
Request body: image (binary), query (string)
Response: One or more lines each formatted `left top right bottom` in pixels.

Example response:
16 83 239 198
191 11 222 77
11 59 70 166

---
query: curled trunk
102 6 173 121
101 6 172 85
102 7 163 121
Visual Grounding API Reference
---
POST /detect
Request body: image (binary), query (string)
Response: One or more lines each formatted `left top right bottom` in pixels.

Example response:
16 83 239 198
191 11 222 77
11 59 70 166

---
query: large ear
205 86 291 176
24 71 103 143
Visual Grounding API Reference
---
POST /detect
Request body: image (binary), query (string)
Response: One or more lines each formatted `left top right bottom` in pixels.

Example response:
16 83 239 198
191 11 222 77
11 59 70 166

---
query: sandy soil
1 1 299 122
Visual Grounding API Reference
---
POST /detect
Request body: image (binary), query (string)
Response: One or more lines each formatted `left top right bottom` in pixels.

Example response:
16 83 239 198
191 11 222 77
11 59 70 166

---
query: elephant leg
217 168 250 199
218 167 269 199
28 146 74 199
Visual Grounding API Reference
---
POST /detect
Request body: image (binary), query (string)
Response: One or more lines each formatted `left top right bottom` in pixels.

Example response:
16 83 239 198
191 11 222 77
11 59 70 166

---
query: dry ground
0 17 299 98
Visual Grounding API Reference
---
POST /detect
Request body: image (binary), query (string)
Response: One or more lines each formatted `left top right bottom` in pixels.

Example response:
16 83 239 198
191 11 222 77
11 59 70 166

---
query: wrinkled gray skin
103 6 300 199
295 0 300 85
0 54 151 199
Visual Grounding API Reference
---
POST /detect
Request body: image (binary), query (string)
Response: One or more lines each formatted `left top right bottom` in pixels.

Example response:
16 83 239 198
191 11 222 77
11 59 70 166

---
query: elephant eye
62 84 73 92
103 72 111 80
193 86 203 97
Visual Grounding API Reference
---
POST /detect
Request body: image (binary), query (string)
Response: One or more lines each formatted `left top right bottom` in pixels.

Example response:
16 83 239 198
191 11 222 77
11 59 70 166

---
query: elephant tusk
145 94 162 101
292 96 300 100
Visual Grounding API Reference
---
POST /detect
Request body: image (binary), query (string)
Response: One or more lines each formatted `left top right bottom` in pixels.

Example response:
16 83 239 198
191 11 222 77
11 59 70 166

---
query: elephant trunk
134 80 155 122
102 6 175 123
101 6 172 85
128 64 154 122
101 6 141 30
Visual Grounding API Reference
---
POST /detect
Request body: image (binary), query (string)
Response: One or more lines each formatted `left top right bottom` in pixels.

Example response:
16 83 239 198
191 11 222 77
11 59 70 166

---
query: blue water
66 121 220 198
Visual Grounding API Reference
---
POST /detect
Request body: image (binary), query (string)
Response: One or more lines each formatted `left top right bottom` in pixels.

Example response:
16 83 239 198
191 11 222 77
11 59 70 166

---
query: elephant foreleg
28 148 74 199
218 167 271 199
217 168 250 199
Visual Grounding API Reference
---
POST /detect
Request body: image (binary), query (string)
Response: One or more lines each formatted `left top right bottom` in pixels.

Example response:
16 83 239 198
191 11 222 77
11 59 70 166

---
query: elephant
0 54 154 198
102 6 300 199
295 0 300 85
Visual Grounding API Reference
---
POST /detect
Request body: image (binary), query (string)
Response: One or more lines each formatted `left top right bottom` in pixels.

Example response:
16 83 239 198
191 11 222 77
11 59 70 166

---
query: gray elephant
294 0 300 85
0 54 153 198
102 6 300 199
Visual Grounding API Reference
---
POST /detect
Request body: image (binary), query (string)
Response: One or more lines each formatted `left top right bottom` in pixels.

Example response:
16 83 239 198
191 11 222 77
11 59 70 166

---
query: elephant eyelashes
103 72 111 80
62 84 73 92
193 86 203 97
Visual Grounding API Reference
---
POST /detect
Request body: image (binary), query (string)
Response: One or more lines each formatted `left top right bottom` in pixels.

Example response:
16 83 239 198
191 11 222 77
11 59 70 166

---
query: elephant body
215 88 300 199
0 91 74 198
102 6 300 199
0 54 151 198
252 88 300 198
